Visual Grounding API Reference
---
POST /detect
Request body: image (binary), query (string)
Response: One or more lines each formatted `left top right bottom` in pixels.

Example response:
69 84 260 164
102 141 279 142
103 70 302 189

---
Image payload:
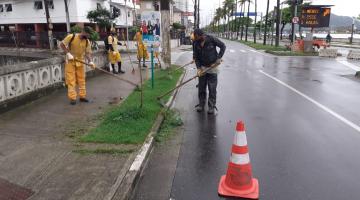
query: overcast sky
196 0 360 27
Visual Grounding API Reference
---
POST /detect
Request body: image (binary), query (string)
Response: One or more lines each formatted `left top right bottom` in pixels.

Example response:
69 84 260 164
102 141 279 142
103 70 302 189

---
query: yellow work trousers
108 51 122 64
65 61 86 100
137 44 149 60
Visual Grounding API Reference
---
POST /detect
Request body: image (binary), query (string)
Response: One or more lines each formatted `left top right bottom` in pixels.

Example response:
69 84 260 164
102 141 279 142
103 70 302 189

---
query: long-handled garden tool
121 32 136 74
168 61 194 75
157 62 221 106
73 58 139 87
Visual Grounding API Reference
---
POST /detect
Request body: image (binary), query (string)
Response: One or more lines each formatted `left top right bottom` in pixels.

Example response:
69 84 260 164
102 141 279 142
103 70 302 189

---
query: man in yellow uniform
134 30 149 68
60 26 95 105
108 28 125 74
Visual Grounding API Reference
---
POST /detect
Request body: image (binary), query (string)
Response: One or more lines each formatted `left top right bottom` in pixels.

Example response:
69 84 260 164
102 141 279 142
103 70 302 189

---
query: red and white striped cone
218 121 259 199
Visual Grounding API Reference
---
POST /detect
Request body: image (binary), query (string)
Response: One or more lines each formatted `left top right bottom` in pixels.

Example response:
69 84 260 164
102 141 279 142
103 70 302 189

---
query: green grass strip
73 148 135 155
80 66 183 144
238 40 288 51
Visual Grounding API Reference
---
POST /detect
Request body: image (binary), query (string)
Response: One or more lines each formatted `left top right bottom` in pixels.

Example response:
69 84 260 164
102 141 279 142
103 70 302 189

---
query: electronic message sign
300 6 331 28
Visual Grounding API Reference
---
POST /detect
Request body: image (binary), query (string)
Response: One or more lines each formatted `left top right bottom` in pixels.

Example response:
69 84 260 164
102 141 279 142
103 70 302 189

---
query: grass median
238 40 288 51
80 66 183 144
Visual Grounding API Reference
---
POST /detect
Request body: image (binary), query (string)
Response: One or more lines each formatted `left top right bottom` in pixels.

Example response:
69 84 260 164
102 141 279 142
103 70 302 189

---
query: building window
128 11 131 17
5 4 12 12
48 0 54 9
0 5 3 12
34 1 43 9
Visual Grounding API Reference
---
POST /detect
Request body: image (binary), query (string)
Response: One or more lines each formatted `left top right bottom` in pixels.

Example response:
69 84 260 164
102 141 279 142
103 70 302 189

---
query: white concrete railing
0 51 107 104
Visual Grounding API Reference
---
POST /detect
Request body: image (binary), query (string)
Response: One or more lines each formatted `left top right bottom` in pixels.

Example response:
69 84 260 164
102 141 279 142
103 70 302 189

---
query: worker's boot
70 100 76 105
111 64 118 74
118 62 125 73
196 105 204 112
207 107 215 115
79 98 90 103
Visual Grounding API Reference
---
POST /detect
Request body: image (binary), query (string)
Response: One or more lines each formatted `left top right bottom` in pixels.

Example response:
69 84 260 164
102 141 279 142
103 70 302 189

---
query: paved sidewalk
0 57 142 200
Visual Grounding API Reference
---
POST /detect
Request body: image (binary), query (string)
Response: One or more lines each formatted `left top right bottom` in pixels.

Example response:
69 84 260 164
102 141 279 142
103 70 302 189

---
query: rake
73 58 139 87
157 62 221 107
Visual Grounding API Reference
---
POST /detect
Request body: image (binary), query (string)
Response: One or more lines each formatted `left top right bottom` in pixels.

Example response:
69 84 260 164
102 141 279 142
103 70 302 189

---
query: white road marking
240 50 246 53
259 70 360 133
250 49 257 53
230 49 236 53
336 58 360 71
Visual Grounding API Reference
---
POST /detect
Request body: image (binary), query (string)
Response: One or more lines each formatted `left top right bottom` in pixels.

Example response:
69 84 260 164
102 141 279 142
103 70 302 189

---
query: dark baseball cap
193 28 204 36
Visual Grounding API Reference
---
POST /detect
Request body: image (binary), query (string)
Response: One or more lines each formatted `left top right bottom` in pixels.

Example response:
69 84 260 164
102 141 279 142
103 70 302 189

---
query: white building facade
0 0 137 31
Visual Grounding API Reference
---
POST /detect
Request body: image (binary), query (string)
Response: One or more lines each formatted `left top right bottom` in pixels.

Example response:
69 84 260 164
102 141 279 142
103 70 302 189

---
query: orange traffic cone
218 121 259 199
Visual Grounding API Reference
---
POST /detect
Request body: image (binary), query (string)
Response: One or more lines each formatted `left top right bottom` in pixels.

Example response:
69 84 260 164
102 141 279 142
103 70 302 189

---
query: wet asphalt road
134 40 360 200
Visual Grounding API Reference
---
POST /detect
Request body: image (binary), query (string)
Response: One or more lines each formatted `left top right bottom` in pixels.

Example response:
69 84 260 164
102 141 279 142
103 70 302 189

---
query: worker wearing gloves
134 30 149 68
60 26 95 105
193 28 226 114
108 28 125 74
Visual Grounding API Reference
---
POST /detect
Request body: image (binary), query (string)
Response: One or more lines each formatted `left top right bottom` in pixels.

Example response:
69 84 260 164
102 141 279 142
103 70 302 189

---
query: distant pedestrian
193 28 226 114
326 33 332 44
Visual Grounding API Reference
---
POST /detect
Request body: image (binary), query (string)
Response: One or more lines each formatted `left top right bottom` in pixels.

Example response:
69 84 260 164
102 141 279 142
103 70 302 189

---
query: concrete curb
107 69 187 200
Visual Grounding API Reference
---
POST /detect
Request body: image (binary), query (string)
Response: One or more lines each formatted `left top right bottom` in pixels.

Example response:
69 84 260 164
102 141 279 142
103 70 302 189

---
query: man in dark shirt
193 29 226 114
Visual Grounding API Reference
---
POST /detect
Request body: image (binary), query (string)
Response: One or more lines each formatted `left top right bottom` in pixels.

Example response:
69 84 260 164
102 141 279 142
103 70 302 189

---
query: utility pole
350 17 355 44
43 0 54 50
160 0 171 68
194 0 197 29
64 0 71 33
125 0 129 46
275 0 280 46
197 0 200 28
263 0 270 45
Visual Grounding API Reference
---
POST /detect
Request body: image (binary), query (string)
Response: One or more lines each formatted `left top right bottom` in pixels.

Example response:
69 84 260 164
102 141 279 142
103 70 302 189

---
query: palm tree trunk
237 3 242 38
253 0 257 43
245 0 251 42
240 2 245 40
263 0 270 45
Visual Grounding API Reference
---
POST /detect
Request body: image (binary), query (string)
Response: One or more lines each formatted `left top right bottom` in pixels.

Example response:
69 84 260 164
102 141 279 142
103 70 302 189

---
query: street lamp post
292 0 298 43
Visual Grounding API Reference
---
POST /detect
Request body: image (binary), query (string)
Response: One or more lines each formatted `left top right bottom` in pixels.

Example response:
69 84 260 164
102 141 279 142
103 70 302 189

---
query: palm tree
239 0 247 40
253 0 257 43
263 0 270 45
214 7 223 33
223 0 235 38
245 0 252 41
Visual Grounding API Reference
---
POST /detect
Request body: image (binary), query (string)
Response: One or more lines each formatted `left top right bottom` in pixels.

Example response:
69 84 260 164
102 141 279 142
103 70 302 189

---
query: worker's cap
193 28 204 36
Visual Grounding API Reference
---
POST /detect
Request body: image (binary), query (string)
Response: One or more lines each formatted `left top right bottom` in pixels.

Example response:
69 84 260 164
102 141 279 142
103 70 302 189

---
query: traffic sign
292 17 299 24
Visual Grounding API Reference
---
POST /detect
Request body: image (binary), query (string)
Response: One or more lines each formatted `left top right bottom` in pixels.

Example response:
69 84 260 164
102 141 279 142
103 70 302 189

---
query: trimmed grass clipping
80 66 183 144
155 109 183 142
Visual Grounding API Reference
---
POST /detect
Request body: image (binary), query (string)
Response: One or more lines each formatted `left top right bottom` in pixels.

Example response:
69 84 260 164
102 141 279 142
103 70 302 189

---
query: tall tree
275 0 280 46
244 0 251 41
253 0 257 43
263 0 270 45
160 0 171 68
64 0 70 33
240 0 246 40
280 7 291 39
